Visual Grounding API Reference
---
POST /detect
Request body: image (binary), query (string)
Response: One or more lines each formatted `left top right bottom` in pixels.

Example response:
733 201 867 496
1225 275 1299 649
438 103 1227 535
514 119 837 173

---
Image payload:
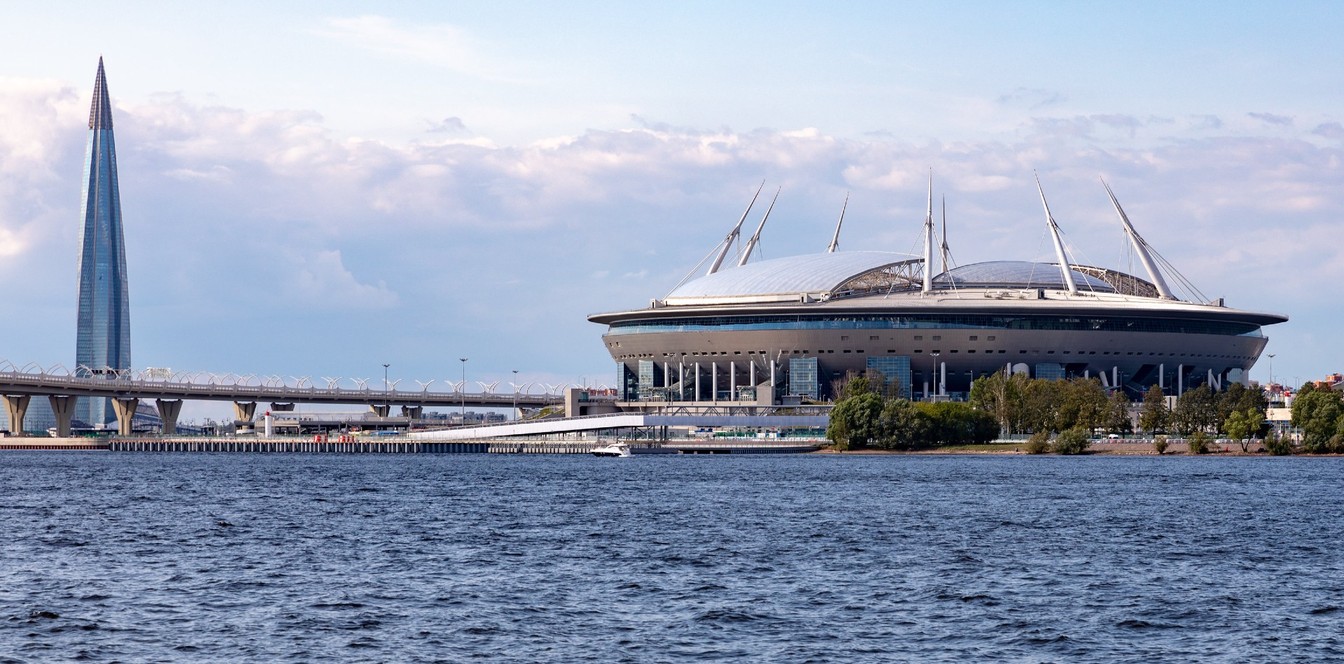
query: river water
1 452 1341 662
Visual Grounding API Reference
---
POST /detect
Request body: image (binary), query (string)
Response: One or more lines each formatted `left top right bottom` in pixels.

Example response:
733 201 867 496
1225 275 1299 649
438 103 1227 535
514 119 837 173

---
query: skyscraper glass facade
74 58 132 427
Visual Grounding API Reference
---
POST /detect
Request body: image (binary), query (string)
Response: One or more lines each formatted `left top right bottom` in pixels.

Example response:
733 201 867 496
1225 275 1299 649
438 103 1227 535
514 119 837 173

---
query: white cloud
1 78 1340 387
282 249 399 309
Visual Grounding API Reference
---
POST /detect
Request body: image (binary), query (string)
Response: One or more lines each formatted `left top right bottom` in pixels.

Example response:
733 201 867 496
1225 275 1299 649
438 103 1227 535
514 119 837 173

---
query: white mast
827 192 848 253
707 181 764 275
922 171 934 294
738 187 780 267
1034 173 1078 295
1102 178 1175 300
939 196 950 275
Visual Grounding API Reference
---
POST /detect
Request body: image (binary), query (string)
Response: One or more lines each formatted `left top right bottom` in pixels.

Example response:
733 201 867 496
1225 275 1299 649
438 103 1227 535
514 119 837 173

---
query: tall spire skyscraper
75 57 132 427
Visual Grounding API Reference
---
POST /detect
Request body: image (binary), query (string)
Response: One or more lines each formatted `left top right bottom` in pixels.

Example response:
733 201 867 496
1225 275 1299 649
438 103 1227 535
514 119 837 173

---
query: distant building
74 57 133 426
590 180 1286 403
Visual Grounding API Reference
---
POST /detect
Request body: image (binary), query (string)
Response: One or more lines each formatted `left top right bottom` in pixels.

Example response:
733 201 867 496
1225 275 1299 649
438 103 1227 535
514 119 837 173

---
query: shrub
1051 427 1091 455
1024 431 1050 454
1263 432 1294 456
1187 431 1210 455
1153 435 1169 455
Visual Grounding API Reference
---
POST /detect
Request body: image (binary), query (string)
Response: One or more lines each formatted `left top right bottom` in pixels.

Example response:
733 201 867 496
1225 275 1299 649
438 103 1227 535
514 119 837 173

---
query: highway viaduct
0 369 564 437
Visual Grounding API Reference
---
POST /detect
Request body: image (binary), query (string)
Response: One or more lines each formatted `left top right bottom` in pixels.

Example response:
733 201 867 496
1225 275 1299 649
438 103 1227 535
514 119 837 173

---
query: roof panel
666 251 915 300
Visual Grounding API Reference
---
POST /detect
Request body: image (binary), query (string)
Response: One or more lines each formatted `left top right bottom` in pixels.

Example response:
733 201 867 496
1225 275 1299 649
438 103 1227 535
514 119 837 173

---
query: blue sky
1 2 1341 419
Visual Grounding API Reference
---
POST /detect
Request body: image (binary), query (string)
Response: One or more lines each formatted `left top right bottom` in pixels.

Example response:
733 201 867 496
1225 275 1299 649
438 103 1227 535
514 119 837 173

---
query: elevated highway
0 368 562 437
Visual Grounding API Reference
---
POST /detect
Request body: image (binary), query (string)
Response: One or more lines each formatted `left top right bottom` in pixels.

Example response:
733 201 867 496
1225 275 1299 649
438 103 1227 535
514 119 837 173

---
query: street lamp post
383 363 390 418
459 357 468 421
512 369 519 421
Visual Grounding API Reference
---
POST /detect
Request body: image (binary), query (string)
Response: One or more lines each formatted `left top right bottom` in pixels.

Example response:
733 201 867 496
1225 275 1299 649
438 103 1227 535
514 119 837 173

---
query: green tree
1105 390 1133 434
876 398 930 450
969 370 1025 435
1216 382 1268 435
1172 385 1218 435
1020 378 1060 434
826 391 884 450
1224 408 1264 453
1054 378 1108 432
1291 388 1344 453
918 401 997 446
1139 384 1168 434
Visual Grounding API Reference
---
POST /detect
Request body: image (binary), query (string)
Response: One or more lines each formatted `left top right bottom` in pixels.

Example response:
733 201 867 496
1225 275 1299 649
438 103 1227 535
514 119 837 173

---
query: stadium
589 180 1287 404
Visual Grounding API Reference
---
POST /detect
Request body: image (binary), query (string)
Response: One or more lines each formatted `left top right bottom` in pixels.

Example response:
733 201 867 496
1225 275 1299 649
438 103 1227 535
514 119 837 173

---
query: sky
0 1 1341 420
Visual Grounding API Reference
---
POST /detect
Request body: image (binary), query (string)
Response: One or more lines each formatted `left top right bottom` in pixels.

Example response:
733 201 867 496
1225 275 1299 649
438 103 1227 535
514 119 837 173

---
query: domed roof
664 251 916 304
934 261 1117 292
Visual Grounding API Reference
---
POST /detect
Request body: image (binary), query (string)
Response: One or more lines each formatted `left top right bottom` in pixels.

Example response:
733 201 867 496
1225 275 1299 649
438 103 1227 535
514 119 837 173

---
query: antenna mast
922 170 934 294
738 187 780 267
939 196 950 275
707 181 764 275
827 192 848 253
1102 178 1175 300
1034 173 1078 295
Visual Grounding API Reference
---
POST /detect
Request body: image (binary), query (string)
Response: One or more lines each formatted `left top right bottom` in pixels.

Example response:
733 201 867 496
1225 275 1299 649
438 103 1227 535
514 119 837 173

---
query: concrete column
3 395 30 434
48 395 75 437
1177 364 1184 396
694 362 701 402
711 361 717 402
112 398 139 436
750 361 757 389
1112 367 1119 389
939 362 946 396
678 364 685 400
369 404 390 418
400 405 422 419
233 401 257 423
1159 363 1165 391
155 399 183 435
270 402 296 412
730 362 737 401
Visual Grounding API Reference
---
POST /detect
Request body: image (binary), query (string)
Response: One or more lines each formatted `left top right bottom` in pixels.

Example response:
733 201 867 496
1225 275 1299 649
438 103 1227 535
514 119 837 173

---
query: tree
1217 382 1268 435
1054 378 1108 432
877 398 930 450
1019 378 1060 434
1291 388 1344 454
1224 408 1265 453
970 371 1021 435
1139 384 1168 434
1172 384 1218 435
1106 391 1133 434
826 391 884 450
918 401 997 446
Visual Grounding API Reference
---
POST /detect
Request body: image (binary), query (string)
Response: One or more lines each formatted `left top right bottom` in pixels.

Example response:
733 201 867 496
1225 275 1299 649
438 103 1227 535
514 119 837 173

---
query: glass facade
1035 363 1066 381
74 58 132 427
788 357 819 400
608 313 1264 337
866 356 913 400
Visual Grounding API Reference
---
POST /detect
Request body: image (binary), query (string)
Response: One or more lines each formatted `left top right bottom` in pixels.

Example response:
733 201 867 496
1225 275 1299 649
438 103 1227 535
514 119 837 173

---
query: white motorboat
592 441 631 457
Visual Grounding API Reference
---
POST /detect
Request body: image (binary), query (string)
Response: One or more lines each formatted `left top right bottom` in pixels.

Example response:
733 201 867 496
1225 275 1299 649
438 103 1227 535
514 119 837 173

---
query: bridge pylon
112 398 138 436
3 395 30 435
48 395 75 437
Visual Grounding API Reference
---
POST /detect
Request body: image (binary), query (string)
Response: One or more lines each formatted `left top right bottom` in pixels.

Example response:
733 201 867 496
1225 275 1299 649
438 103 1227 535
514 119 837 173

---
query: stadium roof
934 261 1116 292
664 251 915 304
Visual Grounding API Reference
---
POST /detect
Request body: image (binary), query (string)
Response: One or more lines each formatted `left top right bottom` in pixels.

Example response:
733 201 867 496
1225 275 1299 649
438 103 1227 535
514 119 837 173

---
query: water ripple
1 453 1343 661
